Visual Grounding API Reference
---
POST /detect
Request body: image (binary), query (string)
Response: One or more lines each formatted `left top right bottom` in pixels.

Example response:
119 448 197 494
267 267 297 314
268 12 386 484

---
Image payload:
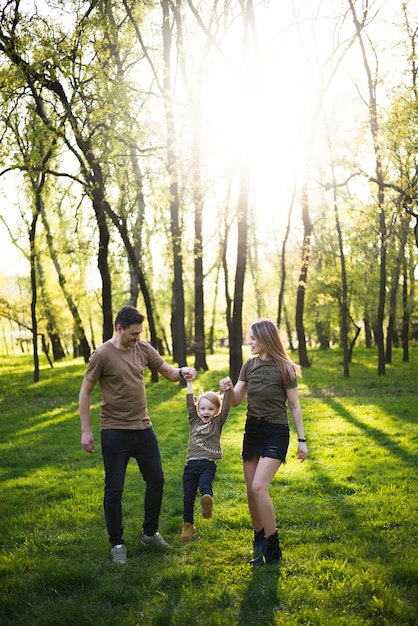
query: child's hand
182 367 196 382
219 376 233 391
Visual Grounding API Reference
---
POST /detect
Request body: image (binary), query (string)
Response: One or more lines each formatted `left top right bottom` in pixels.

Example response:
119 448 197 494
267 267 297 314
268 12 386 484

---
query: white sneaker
141 532 172 549
111 543 127 564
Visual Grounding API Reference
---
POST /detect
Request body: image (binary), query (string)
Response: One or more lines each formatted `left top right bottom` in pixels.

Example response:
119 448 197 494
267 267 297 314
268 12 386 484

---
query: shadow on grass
298 460 418 619
325 397 417 467
237 563 281 625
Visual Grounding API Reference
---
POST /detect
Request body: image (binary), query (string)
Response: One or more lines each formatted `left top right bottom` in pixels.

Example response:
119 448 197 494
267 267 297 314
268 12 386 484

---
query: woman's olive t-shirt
84 340 164 430
238 357 297 424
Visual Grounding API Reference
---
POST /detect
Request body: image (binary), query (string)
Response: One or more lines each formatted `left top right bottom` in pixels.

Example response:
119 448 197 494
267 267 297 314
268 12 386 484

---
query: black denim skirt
242 418 290 462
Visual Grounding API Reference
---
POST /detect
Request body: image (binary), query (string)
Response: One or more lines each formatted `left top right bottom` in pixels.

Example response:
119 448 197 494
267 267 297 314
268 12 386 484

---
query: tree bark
229 161 249 383
295 186 312 367
277 189 295 330
331 167 350 376
162 0 187 370
349 0 386 375
36 259 66 361
401 258 410 362
29 209 40 383
386 215 410 363
41 209 90 362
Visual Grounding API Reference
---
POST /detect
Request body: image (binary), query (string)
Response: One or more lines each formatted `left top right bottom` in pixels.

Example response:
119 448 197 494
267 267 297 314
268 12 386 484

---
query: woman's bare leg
244 456 281 537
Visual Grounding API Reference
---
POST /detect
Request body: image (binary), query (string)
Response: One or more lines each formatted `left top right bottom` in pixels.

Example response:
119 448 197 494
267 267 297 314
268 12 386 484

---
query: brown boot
201 494 213 518
181 522 195 542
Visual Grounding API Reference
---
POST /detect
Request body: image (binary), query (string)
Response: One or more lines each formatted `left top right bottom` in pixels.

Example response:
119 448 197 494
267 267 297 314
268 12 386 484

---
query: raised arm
158 361 196 383
219 376 247 407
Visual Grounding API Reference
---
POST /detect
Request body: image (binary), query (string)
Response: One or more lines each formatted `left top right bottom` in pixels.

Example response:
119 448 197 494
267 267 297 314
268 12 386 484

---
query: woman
220 319 307 565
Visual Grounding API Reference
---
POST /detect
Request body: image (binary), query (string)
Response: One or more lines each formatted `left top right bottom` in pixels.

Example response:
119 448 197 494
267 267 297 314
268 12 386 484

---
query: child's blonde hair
196 390 222 414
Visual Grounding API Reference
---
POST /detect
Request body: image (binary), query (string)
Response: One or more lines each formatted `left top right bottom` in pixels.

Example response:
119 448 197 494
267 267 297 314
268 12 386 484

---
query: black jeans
182 459 216 523
101 428 164 546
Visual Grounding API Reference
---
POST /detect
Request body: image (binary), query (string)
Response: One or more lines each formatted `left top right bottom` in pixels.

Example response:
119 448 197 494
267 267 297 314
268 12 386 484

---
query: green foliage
1 1 418 359
0 350 417 625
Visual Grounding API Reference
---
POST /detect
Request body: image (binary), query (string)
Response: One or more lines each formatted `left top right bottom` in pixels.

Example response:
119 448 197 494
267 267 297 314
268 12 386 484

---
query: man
79 305 195 564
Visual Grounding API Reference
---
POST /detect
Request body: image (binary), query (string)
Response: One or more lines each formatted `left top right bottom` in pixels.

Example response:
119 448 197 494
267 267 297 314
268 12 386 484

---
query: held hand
182 367 196 382
297 442 308 462
219 376 233 391
81 431 95 453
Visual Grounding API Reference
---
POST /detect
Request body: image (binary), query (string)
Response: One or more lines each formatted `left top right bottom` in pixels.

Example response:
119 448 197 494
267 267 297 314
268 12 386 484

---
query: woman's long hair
250 318 301 383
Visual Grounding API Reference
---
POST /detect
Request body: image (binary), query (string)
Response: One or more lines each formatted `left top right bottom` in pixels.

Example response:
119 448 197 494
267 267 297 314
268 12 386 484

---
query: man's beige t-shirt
84 340 164 430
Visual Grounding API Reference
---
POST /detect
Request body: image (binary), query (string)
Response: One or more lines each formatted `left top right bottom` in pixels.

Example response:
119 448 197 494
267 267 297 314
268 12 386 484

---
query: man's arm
79 377 96 453
158 361 196 383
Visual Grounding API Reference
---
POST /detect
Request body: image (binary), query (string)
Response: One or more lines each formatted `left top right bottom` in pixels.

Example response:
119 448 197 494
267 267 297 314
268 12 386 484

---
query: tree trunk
229 161 249 383
41 209 91 362
277 188 295 329
171 3 208 372
162 0 187 370
103 199 159 360
29 211 40 383
402 258 415 363
284 304 295 352
127 145 145 311
364 315 373 348
208 264 221 355
41 333 54 368
348 317 362 362
331 166 349 376
191 124 208 371
386 215 410 363
223 189 232 355
349 0 386 375
401 258 410 362
295 186 312 367
90 185 113 342
37 259 66 361
315 318 329 350
193 204 208 371
30 159 67 363
228 1 257 382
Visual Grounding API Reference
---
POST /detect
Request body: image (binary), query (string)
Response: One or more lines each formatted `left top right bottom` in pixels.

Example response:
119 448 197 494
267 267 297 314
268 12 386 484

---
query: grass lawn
0 347 417 625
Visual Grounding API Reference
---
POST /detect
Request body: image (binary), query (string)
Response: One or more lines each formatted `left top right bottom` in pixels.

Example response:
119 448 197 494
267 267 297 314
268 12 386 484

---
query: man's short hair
114 305 145 330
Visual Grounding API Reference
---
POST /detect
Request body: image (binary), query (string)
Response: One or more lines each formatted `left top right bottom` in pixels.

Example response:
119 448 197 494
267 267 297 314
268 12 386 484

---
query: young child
181 379 230 541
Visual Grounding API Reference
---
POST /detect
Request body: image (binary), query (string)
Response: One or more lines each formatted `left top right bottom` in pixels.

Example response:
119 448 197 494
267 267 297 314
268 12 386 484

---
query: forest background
0 0 417 381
